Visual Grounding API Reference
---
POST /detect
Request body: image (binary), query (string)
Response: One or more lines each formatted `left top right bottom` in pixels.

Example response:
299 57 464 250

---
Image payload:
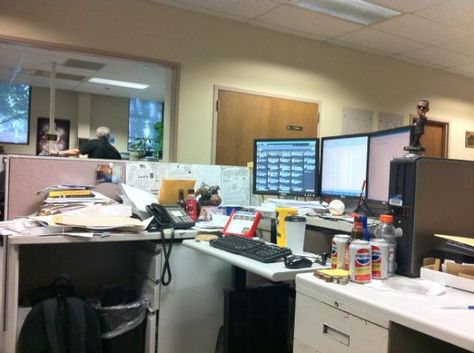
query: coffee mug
285 216 306 254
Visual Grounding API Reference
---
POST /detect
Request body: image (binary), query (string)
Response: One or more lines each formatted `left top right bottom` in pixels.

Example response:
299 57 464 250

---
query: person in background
50 126 121 160
410 99 429 148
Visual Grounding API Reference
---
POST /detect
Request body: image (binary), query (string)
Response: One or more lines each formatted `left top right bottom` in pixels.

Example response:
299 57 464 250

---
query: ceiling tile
252 4 362 39
396 46 474 67
415 0 474 32
446 64 474 78
250 21 326 41
326 38 387 56
335 28 426 54
372 14 470 45
440 34 474 58
367 0 447 13
148 0 281 21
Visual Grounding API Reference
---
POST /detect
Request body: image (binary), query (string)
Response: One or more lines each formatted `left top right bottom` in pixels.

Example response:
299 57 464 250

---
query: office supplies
223 210 262 238
434 305 474 310
209 235 292 263
253 138 319 198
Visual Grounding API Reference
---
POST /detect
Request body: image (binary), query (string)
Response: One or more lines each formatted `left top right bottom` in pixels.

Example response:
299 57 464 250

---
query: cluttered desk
1 142 473 353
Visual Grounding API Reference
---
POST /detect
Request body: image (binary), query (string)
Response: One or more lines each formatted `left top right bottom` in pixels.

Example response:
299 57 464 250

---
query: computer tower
388 157 474 277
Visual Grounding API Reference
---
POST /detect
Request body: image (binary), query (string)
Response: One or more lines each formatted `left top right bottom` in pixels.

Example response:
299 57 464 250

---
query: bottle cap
380 214 393 223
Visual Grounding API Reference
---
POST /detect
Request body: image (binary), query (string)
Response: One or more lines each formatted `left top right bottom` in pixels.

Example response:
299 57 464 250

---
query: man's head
96 126 111 139
417 99 430 117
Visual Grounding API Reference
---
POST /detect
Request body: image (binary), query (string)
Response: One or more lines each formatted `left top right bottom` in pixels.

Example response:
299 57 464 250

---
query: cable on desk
160 227 175 286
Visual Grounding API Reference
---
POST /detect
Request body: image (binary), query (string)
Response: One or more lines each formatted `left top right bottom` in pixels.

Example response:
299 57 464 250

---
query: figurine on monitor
405 99 429 153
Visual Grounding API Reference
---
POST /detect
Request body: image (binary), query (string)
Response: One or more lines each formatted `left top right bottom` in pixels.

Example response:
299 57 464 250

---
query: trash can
89 286 149 353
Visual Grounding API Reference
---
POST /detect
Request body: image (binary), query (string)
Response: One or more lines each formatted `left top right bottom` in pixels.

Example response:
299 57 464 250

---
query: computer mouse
284 255 313 269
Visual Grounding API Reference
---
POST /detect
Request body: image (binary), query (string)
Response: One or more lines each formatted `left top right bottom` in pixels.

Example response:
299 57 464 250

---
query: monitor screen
320 134 369 197
253 138 319 197
367 126 412 202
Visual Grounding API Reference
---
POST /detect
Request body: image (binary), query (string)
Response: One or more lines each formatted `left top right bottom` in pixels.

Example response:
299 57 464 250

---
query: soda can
331 234 351 270
349 240 371 283
370 239 389 279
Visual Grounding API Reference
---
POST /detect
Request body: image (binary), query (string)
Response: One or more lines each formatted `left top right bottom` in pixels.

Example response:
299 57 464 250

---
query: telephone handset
147 203 195 230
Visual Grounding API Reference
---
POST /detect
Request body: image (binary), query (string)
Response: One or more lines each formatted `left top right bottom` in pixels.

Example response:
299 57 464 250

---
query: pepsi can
370 239 389 280
331 234 351 270
349 240 371 283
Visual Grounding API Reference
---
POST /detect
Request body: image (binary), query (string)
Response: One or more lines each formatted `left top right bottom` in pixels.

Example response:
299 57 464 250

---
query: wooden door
412 116 448 158
215 89 319 166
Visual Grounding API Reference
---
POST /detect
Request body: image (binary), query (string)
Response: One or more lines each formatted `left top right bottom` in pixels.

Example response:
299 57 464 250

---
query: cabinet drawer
294 339 320 353
136 246 162 281
140 277 160 311
294 293 389 353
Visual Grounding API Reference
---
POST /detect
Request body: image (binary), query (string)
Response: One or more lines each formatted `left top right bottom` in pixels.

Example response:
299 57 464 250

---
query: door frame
211 85 322 164
410 114 449 158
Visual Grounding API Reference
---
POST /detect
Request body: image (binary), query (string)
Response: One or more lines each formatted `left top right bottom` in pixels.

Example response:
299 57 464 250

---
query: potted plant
152 121 164 159
129 137 150 160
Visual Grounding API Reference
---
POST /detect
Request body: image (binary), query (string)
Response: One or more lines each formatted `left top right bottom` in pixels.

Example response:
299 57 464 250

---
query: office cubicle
1 155 248 353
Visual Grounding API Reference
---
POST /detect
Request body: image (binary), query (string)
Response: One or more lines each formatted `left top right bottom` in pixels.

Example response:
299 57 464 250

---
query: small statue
196 183 221 206
409 99 429 149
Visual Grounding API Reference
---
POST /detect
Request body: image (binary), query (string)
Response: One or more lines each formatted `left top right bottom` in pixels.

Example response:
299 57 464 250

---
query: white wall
1 0 474 162
90 95 129 151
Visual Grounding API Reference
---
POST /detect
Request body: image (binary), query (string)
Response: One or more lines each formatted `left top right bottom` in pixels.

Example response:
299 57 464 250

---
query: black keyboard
209 236 292 263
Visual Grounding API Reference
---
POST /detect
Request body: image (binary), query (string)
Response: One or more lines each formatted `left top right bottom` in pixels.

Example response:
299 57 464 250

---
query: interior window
0 82 31 144
128 97 164 158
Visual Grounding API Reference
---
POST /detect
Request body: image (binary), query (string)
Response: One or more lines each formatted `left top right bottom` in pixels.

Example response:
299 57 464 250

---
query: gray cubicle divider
4 155 251 220
4 155 128 220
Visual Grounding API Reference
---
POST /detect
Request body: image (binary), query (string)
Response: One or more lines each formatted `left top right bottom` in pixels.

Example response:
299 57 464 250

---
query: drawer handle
322 323 350 346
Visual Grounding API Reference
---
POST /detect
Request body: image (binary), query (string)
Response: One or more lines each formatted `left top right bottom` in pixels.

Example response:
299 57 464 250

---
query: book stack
48 188 94 198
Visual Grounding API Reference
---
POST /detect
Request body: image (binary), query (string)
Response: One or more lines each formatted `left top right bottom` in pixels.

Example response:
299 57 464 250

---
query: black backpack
18 277 102 353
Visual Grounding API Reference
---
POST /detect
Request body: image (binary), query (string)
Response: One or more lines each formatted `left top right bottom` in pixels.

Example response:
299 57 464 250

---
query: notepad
434 234 474 247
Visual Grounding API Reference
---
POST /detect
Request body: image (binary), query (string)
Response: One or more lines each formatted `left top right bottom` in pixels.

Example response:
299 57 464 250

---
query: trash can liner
90 296 149 339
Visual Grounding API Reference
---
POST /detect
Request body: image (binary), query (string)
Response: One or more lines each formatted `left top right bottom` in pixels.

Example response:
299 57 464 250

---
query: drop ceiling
0 42 170 100
149 0 474 79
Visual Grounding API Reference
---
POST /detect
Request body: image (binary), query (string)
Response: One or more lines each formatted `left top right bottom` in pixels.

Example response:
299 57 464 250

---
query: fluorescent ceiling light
293 0 400 26
88 77 149 89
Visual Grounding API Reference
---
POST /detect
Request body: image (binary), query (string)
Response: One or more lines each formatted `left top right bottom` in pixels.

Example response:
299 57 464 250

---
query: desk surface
296 272 474 352
183 239 329 282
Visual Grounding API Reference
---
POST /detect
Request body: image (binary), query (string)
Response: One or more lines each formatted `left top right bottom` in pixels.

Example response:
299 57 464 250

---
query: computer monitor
367 126 413 203
253 138 319 197
320 133 369 198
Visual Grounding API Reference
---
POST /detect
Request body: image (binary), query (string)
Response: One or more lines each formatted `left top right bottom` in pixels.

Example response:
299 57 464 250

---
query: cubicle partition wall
1 155 249 353
5 156 128 219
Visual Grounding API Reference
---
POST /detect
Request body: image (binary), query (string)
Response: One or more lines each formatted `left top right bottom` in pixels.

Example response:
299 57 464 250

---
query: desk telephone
147 203 195 230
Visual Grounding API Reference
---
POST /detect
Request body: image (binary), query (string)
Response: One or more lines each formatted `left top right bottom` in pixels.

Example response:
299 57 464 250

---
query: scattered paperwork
51 215 146 231
367 277 445 296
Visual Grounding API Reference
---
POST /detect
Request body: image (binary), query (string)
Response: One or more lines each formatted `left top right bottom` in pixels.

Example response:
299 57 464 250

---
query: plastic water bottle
374 214 397 276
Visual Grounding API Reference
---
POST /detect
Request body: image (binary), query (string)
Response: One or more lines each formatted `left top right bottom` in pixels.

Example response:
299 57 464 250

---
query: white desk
294 272 474 353
5 232 162 353
183 239 329 282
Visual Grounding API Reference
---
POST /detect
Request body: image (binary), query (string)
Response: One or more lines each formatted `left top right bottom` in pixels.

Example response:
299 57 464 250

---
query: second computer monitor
320 133 369 198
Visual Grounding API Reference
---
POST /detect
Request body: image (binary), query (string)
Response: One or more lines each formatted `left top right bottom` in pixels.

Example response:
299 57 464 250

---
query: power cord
160 227 175 286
